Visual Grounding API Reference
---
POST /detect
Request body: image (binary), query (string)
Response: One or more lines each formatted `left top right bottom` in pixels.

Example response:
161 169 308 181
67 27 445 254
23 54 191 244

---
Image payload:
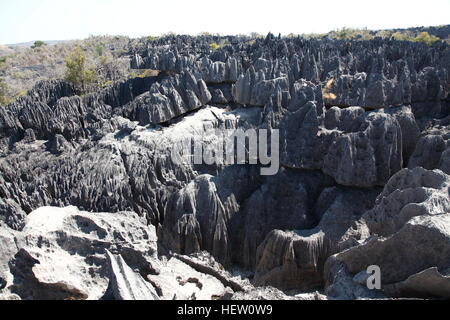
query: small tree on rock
64 47 97 93
413 32 440 46
0 78 10 106
31 41 46 49
209 42 220 50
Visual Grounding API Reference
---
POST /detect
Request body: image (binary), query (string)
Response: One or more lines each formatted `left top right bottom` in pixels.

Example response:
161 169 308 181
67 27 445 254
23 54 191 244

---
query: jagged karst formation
0 32 449 300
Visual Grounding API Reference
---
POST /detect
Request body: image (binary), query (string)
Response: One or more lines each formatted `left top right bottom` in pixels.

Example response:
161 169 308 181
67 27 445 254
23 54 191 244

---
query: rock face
263 80 405 188
236 169 333 269
382 105 421 165
103 251 159 300
383 267 450 299
323 112 403 187
363 167 450 236
161 165 263 267
0 33 449 300
326 214 450 299
0 198 27 231
161 174 236 264
325 168 450 299
121 71 212 126
6 206 158 300
408 117 450 174
254 188 379 291
0 206 279 301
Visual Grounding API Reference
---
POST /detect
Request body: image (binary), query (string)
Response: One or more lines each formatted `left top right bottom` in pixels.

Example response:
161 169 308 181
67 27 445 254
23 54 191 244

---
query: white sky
1 0 449 44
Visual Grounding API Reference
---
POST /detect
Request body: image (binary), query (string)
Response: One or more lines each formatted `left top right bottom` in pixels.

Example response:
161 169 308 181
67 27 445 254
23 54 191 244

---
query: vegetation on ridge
0 25 448 106
64 47 98 93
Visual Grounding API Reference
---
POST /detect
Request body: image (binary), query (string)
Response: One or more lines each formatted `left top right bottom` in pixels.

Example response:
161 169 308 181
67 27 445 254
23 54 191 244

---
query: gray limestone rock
161 165 263 267
331 214 450 289
0 199 27 231
384 267 450 299
0 33 449 301
253 188 379 291
6 206 158 300
103 251 159 300
382 105 420 164
236 169 333 270
323 112 403 188
363 167 450 237
409 135 447 171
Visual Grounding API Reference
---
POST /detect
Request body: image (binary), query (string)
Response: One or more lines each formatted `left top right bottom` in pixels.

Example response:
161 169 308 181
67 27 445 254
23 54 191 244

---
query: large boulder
147 253 234 300
383 267 450 299
0 224 18 292
325 168 450 299
326 214 450 295
363 167 450 236
7 206 158 300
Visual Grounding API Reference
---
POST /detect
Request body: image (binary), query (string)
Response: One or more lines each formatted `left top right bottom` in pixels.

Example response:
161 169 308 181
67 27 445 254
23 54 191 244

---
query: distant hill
7 40 69 47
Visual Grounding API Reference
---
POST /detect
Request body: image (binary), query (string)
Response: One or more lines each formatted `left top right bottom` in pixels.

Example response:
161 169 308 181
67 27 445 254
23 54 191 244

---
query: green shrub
95 44 105 57
64 47 97 92
128 71 138 78
162 32 177 37
31 41 46 49
12 72 23 79
209 42 220 50
0 78 10 106
128 69 158 79
331 28 372 40
390 31 441 46
100 80 114 88
0 56 7 70
413 32 440 46
374 30 393 39
391 31 411 41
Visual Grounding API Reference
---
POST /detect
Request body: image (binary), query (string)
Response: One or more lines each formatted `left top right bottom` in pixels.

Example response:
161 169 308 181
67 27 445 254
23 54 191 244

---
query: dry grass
129 69 159 79
0 36 132 105
322 79 337 102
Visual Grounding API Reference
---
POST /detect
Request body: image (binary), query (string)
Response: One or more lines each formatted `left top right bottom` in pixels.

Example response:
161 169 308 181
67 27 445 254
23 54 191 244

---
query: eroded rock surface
6 206 157 300
325 168 450 299
103 251 159 300
0 33 449 300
